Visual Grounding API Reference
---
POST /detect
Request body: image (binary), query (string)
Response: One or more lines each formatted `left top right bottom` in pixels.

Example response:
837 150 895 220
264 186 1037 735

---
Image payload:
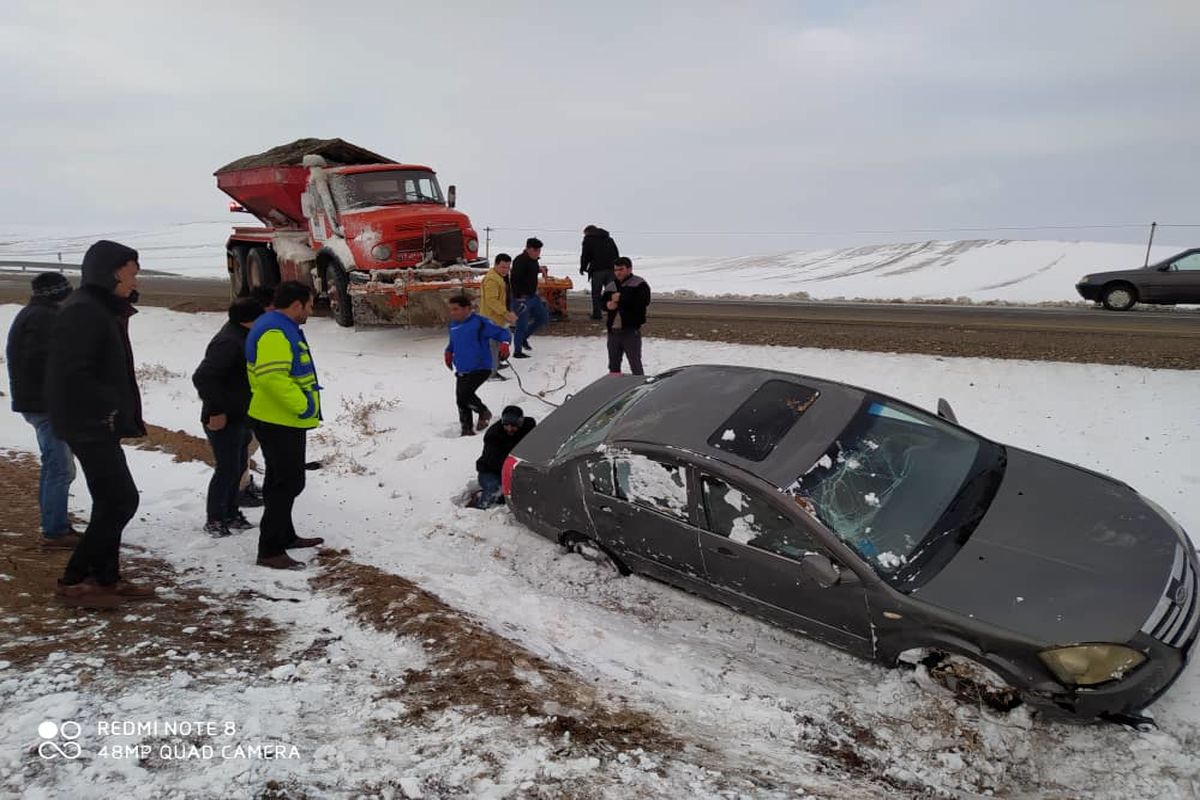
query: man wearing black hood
5 272 78 548
580 225 620 321
45 240 149 607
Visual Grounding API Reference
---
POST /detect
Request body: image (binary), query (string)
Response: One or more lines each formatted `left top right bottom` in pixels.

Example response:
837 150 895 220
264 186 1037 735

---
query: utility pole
1143 221 1157 267
484 227 492 261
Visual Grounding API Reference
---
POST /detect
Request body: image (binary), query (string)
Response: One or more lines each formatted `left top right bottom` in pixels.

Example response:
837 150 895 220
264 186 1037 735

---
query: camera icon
37 720 82 760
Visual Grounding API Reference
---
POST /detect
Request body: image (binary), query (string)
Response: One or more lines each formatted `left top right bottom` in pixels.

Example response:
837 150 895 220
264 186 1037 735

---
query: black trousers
205 418 251 522
456 370 491 430
252 420 307 559
63 437 139 586
589 270 613 317
607 328 644 375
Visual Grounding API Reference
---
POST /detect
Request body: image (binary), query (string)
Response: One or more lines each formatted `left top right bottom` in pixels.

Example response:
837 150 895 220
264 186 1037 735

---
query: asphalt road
2 272 1197 368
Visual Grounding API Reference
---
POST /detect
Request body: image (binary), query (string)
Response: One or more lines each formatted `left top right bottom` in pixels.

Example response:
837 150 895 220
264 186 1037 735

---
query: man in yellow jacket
479 253 516 382
245 281 324 570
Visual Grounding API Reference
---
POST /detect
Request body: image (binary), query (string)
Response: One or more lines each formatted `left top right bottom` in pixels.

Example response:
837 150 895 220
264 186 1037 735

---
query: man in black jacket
5 272 78 548
510 237 550 358
470 405 536 509
602 257 651 376
45 240 149 607
580 225 620 320
193 298 265 537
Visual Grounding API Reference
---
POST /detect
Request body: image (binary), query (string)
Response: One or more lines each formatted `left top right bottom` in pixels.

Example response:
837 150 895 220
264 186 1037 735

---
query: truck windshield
331 171 444 210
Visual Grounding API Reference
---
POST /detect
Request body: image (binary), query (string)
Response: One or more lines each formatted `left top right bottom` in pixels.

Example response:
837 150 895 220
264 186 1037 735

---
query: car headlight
1039 644 1146 686
466 238 479 253
371 244 392 261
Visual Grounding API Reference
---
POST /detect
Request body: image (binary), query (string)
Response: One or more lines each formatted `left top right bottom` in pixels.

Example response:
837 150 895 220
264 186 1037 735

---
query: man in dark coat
510 237 550 358
470 405 536 509
5 272 78 548
602 257 651 376
193 297 265 537
46 240 149 607
580 225 620 320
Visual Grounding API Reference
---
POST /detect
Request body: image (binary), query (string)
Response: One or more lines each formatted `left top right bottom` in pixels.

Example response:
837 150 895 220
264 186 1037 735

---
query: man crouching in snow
470 405 536 509
443 294 511 437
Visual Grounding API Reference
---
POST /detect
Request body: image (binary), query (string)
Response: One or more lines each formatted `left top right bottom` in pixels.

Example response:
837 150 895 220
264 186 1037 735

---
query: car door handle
599 506 613 513
715 546 738 558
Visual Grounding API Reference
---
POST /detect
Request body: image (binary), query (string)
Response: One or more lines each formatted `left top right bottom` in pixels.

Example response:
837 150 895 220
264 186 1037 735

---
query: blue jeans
205 419 252 522
22 413 75 537
513 295 549 355
476 471 503 508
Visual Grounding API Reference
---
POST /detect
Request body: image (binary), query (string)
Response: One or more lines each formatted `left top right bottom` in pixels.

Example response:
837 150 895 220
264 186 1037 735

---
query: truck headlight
1039 644 1146 686
371 244 392 261
466 238 479 253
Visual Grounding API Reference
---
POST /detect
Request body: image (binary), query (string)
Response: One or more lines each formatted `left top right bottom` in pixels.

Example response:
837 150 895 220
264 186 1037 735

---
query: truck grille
1142 544 1199 649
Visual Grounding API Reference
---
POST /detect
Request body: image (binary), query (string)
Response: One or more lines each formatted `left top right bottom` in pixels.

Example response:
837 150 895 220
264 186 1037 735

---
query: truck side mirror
447 185 456 209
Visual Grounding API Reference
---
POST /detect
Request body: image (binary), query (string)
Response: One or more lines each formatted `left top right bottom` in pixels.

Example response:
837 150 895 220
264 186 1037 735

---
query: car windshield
556 380 662 459
331 170 444 210
787 397 1005 591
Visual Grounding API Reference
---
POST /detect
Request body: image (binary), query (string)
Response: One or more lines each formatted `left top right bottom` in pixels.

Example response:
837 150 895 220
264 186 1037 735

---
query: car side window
613 455 690 521
587 459 616 497
1170 253 1200 271
702 476 824 562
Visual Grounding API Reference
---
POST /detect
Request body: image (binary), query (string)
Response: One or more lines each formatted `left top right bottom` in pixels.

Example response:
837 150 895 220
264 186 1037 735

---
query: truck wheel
247 247 280 291
324 260 354 327
228 246 250 298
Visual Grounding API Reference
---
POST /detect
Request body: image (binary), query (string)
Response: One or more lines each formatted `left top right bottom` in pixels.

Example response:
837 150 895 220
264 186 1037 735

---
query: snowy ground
2 305 1199 798
1 221 1187 305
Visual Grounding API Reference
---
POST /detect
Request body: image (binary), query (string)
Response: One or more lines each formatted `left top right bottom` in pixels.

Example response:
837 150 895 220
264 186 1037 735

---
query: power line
486 223 1199 237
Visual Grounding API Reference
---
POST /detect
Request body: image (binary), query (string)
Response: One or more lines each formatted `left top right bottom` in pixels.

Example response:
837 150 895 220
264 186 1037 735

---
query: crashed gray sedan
502 365 1197 722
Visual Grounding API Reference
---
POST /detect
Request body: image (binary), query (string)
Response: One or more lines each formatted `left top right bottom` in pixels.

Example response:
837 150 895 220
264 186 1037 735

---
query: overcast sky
3 0 1198 256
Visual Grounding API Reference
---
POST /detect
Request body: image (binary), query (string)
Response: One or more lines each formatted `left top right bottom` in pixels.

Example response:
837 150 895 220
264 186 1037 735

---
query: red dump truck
215 138 571 326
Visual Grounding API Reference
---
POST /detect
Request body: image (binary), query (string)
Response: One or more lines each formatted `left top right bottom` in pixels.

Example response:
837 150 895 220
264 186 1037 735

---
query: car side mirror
447 185 456 209
800 553 840 589
937 398 958 424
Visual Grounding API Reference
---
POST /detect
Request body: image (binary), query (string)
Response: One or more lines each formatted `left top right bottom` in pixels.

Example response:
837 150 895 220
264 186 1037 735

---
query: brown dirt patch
0 450 281 679
310 549 682 757
542 316 1200 370
129 423 216 467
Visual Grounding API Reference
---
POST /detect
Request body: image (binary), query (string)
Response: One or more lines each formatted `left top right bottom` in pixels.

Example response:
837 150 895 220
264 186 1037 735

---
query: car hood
511 375 646 466
1079 267 1155 283
912 447 1179 644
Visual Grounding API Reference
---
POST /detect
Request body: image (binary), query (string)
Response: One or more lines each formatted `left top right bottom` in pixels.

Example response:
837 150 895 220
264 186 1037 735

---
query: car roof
606 364 866 489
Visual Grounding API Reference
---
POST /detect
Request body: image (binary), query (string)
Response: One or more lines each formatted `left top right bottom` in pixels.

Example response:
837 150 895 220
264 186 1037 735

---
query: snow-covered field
0 221 1186 304
2 305 1198 798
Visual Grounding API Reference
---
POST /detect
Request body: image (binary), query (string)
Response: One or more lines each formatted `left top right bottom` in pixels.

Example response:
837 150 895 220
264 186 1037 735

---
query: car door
581 454 708 584
1145 250 1200 303
696 473 874 655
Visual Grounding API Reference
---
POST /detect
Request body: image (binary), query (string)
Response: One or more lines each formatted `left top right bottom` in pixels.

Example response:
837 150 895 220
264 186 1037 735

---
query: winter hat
500 405 524 427
228 297 265 325
31 272 72 301
81 239 139 291
525 237 543 249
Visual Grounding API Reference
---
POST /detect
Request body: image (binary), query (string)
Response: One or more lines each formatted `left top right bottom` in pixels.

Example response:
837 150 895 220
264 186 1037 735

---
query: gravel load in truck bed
214 137 396 173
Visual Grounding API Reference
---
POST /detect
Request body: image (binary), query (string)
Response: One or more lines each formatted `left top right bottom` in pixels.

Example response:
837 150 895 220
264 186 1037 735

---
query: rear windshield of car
556 380 661 459
707 380 819 461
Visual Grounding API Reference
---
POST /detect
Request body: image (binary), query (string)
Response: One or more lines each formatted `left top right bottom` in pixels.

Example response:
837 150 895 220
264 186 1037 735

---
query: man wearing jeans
510 237 549 358
5 272 77 548
192 297 264 537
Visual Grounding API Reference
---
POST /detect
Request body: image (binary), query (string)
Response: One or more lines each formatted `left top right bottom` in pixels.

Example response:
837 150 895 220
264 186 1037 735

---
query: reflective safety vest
245 310 321 429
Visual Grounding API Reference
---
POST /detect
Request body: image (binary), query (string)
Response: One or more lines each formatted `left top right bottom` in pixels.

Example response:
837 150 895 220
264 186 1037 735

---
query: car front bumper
1075 282 1102 302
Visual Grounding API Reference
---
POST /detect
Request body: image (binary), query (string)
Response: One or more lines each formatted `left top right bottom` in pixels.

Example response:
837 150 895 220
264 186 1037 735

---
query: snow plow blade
346 269 573 327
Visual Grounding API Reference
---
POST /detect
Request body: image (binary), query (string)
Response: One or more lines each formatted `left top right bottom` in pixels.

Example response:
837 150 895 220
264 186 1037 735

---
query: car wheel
918 651 1022 713
1101 283 1137 311
560 531 630 576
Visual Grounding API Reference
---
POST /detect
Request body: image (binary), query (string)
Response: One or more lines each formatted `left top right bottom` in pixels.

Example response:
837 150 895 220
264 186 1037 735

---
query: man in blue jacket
444 294 511 436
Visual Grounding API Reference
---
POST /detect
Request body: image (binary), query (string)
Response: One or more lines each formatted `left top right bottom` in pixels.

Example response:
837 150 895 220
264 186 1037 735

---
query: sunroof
707 380 819 461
